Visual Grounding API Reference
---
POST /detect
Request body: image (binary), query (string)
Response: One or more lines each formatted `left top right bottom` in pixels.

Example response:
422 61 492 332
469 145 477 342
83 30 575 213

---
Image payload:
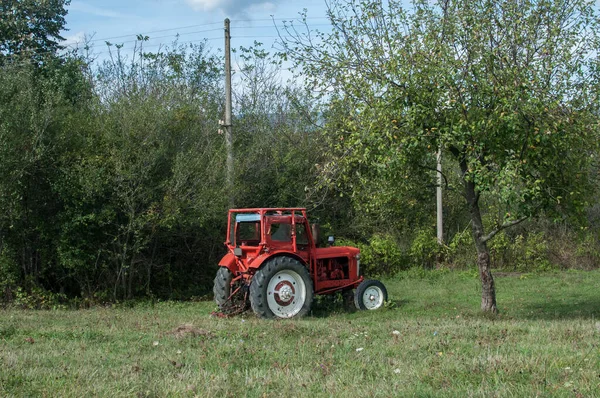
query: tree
0 53 92 300
280 0 600 312
57 41 227 300
0 0 70 61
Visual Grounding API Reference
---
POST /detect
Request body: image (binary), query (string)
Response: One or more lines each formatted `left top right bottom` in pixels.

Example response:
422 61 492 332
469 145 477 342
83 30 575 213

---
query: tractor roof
229 208 306 213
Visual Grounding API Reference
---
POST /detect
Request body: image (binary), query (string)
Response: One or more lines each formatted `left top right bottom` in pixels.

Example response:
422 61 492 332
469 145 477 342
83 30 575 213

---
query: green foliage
510 233 553 272
574 229 600 266
233 44 324 209
0 34 331 304
446 227 474 267
281 0 600 311
0 246 19 302
283 0 600 227
57 42 228 300
0 53 89 300
338 234 409 276
0 0 70 62
2 0 600 307
408 229 441 269
13 286 67 310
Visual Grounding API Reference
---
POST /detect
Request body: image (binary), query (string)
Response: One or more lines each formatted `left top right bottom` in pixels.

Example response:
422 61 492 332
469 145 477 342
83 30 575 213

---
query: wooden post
436 149 443 245
224 18 234 207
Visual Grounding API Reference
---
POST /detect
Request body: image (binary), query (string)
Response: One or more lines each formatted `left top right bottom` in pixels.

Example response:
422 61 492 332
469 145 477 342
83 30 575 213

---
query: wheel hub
273 280 295 306
362 286 384 310
265 269 308 318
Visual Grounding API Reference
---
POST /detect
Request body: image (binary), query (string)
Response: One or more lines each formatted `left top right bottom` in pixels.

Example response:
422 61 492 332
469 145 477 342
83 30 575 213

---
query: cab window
238 222 260 244
269 223 291 242
233 213 261 246
295 224 309 246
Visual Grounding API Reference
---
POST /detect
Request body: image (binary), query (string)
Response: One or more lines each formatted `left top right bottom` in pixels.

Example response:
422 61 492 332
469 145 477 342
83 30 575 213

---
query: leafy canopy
0 0 70 60
281 0 600 231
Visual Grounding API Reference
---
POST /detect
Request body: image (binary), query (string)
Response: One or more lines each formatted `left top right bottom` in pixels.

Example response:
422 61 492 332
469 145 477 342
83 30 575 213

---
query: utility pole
224 18 234 207
436 149 443 245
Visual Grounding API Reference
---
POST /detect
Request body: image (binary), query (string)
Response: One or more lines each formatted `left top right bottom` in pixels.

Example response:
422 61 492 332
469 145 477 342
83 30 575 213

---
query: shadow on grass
309 297 410 318
510 297 600 320
390 299 409 307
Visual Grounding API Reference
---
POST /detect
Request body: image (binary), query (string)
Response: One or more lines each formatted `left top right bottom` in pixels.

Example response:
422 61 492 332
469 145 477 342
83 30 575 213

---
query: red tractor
213 208 388 319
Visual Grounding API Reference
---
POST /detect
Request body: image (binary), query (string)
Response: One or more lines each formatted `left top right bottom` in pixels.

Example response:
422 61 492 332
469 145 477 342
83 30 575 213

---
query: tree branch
481 215 529 243
415 163 451 190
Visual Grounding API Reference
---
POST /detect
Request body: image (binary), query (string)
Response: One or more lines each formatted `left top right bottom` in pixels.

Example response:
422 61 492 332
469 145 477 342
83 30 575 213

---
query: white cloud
185 0 232 12
185 0 278 14
246 2 276 13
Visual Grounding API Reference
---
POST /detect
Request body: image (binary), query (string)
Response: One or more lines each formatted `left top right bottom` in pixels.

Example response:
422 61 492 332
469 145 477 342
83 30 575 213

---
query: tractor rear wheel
213 266 233 310
250 257 314 319
213 266 249 313
354 279 388 310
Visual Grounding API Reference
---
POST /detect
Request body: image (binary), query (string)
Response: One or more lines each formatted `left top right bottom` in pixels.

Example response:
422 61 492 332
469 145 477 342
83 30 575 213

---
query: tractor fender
249 251 308 270
218 252 238 273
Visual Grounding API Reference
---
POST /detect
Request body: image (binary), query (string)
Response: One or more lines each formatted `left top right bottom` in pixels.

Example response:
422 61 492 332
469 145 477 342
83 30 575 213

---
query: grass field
1 270 599 397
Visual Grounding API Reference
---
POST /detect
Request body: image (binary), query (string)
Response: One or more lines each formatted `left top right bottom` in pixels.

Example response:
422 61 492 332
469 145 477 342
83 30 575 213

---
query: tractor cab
226 208 312 265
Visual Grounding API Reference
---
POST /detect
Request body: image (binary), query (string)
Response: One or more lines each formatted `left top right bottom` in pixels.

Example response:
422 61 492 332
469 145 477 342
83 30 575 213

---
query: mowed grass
1 271 599 397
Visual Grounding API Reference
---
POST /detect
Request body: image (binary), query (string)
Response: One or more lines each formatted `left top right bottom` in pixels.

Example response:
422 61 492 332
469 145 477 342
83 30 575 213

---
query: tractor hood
314 246 360 258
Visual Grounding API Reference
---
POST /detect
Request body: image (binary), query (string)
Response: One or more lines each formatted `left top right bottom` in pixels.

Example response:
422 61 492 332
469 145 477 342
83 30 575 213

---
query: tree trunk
461 159 498 313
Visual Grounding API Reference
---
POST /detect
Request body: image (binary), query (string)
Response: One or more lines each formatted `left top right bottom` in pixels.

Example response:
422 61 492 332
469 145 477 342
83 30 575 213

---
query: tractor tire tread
354 279 388 311
250 256 313 319
213 266 233 309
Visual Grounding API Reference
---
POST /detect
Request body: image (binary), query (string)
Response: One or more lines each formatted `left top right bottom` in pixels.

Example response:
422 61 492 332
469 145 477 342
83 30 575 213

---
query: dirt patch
169 324 213 339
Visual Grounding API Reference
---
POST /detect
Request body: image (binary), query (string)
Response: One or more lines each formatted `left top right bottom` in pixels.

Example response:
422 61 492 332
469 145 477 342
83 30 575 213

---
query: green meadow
1 270 599 397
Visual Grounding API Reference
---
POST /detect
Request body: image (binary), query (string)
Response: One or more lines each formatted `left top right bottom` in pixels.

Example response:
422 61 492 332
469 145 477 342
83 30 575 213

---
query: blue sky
61 0 332 57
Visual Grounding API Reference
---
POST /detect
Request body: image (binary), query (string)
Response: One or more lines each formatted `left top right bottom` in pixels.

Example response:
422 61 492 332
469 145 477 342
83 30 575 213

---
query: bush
446 227 475 269
0 246 19 303
409 228 443 269
13 286 67 310
338 234 409 276
573 229 600 269
511 232 553 272
447 228 556 272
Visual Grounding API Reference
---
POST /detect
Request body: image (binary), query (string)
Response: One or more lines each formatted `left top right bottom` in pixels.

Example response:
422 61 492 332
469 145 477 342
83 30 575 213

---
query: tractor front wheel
250 257 314 319
354 279 388 310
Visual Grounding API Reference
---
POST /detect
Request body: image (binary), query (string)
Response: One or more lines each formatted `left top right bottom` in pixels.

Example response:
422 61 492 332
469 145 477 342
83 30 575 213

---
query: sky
61 0 332 59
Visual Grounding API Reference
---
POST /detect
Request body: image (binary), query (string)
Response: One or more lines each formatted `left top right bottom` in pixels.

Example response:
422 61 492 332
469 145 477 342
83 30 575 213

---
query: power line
94 25 329 46
100 28 223 46
86 17 331 44
93 37 221 57
2 31 285 62
92 35 289 56
86 22 223 43
1 18 332 65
